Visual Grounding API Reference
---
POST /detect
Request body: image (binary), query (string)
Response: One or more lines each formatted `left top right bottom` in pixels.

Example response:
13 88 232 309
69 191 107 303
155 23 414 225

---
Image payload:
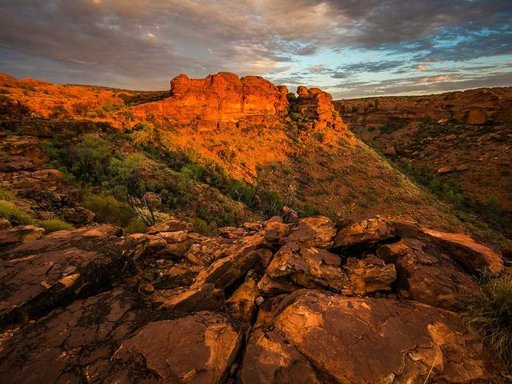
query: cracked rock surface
0 215 509 383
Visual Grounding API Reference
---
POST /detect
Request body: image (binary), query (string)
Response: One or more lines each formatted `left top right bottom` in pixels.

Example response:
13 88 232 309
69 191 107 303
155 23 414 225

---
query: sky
0 0 511 98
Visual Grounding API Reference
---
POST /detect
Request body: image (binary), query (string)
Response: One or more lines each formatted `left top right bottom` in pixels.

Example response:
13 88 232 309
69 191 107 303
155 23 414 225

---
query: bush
124 217 147 234
380 117 408 134
39 219 74 233
67 134 114 184
83 192 134 226
0 188 15 201
463 275 512 367
189 217 217 235
258 190 285 218
50 104 68 118
0 200 34 225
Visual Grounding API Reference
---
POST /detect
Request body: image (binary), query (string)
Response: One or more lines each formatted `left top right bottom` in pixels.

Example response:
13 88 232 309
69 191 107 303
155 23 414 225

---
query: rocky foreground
0 212 509 383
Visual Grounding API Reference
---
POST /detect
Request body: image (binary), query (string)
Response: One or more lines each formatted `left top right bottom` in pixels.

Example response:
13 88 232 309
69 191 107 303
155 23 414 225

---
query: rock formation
132 72 347 134
0 130 94 226
0 214 508 383
294 86 346 131
133 72 289 131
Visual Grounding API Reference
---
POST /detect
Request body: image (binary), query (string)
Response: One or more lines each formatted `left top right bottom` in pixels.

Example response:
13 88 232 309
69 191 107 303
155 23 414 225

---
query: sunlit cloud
0 0 510 96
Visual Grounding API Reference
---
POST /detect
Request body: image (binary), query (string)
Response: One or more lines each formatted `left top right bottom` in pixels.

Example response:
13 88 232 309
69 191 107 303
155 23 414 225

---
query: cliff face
133 72 289 130
295 86 346 131
132 72 346 133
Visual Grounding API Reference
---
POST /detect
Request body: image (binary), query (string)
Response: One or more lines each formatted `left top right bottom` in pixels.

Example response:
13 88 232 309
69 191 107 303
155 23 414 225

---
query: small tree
125 170 156 227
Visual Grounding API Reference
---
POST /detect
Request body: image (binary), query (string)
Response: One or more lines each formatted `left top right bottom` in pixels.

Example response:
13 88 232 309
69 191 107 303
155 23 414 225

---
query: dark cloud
0 0 510 93
330 71 512 99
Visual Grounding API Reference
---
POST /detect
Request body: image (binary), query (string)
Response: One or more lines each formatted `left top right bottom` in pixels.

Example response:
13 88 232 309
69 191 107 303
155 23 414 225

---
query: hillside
335 88 512 244
2 72 505 246
0 73 511 383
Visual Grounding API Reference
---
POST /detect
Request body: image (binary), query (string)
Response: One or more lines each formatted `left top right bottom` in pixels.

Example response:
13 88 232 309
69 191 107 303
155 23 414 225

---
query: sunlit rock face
133 72 348 133
295 86 347 131
135 72 289 130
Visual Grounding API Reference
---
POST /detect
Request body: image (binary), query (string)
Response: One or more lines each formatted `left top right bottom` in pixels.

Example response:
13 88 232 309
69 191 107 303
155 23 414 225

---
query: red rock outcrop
295 86 346 131
134 72 289 131
131 72 348 135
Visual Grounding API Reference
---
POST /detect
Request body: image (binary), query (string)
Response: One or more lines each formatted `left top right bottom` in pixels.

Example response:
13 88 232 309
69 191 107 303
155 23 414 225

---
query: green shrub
189 217 217 235
313 132 325 142
258 190 285 218
463 275 512 367
0 188 15 201
50 104 68 118
67 134 114 184
39 219 74 233
301 204 319 217
228 180 255 206
0 200 34 225
83 192 134 226
124 217 147 234
102 103 122 112
380 117 408 134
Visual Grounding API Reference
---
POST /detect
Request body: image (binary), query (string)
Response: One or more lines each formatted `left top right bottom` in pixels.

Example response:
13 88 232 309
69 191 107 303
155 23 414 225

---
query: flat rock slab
0 225 146 325
419 227 504 275
240 290 500 383
0 288 152 384
108 312 242 383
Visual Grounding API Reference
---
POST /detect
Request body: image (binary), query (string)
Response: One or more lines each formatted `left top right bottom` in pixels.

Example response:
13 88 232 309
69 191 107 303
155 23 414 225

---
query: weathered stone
110 312 242 384
377 238 479 310
147 217 193 233
263 220 291 245
344 255 396 294
418 227 504 275
226 276 260 324
152 283 224 316
155 230 189 243
192 232 268 290
0 225 44 247
0 224 146 325
0 288 152 384
259 243 348 294
282 206 299 224
334 216 396 249
240 290 500 383
286 216 337 248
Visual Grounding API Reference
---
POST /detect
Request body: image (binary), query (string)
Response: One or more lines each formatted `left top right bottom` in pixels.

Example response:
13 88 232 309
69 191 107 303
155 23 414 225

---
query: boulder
344 255 396 294
418 227 504 275
286 216 337 248
0 225 44 247
226 275 260 324
334 217 396 249
0 225 146 325
0 288 152 384
377 238 479 310
466 109 488 125
259 243 349 294
240 290 500 383
109 312 242 384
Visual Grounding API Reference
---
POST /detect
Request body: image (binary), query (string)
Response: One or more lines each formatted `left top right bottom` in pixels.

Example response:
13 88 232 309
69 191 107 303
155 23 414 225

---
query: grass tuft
463 275 512 368
39 219 74 233
0 200 34 225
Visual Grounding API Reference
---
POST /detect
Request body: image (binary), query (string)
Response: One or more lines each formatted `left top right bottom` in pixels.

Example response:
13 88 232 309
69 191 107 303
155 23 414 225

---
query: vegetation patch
0 200 34 225
39 219 74 233
463 275 512 368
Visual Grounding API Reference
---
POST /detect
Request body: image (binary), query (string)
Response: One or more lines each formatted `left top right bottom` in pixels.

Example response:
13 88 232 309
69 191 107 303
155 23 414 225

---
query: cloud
330 71 512 99
0 0 510 93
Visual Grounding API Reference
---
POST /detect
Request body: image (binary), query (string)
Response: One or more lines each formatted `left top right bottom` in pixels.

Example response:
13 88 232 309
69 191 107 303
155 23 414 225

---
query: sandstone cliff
131 72 346 134
131 72 289 131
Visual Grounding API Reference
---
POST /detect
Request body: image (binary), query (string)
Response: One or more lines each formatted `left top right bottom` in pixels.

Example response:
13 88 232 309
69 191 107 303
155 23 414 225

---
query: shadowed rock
240 290 501 383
